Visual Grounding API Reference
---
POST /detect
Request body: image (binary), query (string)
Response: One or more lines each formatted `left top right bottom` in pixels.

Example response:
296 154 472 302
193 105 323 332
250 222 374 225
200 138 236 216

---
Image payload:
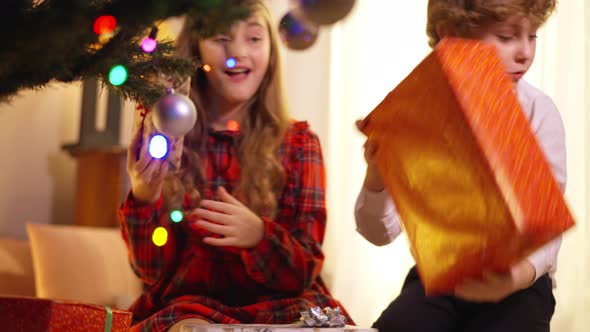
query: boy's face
472 16 539 82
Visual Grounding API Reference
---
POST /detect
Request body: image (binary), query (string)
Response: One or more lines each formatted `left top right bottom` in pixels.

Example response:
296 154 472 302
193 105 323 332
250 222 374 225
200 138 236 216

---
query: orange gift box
363 37 575 294
0 296 132 332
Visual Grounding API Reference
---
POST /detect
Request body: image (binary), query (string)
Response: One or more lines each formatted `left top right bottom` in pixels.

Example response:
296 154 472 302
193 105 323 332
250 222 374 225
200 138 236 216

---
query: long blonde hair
164 0 291 217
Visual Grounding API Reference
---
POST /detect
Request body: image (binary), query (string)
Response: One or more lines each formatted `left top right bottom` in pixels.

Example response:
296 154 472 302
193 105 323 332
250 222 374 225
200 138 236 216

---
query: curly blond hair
426 0 557 47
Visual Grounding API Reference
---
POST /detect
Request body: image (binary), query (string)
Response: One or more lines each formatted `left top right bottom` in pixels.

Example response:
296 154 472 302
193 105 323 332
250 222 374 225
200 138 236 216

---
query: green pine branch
0 0 253 105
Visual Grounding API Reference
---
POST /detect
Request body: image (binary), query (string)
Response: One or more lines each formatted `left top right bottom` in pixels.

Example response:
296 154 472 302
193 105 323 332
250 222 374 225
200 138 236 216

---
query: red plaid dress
118 121 352 332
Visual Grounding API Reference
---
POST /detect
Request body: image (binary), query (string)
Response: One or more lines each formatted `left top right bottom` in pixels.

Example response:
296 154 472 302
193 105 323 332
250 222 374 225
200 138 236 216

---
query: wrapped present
179 324 373 332
362 37 575 294
0 296 132 332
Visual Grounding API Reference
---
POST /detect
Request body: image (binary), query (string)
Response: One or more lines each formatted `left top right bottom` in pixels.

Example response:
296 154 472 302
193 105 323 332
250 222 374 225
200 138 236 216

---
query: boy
355 1 563 331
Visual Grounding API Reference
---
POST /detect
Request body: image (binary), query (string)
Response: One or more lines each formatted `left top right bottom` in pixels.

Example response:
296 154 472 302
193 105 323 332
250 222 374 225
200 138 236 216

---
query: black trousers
372 266 555 332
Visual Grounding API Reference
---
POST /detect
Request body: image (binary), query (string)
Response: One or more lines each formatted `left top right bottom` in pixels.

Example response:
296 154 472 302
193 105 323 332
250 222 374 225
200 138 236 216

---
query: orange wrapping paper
363 37 575 294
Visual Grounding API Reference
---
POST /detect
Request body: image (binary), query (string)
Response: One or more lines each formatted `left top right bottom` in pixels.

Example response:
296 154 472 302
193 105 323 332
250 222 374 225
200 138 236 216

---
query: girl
119 1 351 331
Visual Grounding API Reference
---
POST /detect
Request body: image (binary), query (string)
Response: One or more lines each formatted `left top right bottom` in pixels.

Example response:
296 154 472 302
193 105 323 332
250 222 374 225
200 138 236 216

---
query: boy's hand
190 187 264 249
454 260 536 302
356 118 385 192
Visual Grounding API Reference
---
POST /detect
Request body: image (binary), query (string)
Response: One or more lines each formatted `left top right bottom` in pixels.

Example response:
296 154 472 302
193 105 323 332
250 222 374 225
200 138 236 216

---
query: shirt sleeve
354 186 402 246
240 128 328 293
524 93 567 286
118 192 182 286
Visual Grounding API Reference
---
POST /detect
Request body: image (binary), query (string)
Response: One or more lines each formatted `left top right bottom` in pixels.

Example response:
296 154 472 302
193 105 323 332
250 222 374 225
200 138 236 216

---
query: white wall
321 1 431 324
0 84 81 238
267 1 333 142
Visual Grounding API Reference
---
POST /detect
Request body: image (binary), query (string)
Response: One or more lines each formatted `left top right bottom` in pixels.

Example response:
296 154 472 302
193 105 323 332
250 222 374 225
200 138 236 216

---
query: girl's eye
215 36 231 43
496 34 513 41
250 37 262 42
529 34 538 40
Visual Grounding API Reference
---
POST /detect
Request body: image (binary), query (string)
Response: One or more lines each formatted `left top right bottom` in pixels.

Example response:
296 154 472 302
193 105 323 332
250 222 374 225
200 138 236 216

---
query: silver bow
299 306 347 327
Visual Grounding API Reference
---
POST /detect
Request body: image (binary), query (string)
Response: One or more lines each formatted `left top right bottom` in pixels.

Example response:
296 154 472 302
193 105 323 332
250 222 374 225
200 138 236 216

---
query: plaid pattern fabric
118 121 352 332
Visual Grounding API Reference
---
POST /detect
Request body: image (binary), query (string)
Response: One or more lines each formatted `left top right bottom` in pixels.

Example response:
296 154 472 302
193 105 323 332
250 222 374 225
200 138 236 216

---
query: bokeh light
108 65 127 86
225 57 236 69
93 15 117 35
227 120 240 132
141 37 157 53
170 210 183 223
148 135 168 159
152 227 168 247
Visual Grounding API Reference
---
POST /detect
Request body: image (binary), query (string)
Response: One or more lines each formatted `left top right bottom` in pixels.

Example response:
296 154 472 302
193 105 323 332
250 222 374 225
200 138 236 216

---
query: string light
152 227 168 246
148 134 168 159
93 15 117 35
141 37 157 53
170 210 183 223
225 57 236 69
227 120 240 132
108 65 127 86
202 64 212 72
141 26 158 53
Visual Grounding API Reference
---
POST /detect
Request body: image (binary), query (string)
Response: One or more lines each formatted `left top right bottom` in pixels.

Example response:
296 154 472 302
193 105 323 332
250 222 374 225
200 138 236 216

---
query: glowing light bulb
227 120 240 132
148 135 168 159
152 227 168 247
93 15 117 35
202 64 212 72
141 37 157 53
108 65 127 86
170 210 183 223
225 58 236 69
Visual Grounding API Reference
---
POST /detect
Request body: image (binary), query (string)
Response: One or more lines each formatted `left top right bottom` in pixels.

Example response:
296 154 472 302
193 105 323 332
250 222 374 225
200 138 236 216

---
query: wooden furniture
63 78 129 227
67 147 128 227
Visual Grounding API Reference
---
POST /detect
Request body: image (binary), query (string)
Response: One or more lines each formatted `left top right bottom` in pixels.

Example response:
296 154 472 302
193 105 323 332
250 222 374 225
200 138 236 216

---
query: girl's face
198 13 271 106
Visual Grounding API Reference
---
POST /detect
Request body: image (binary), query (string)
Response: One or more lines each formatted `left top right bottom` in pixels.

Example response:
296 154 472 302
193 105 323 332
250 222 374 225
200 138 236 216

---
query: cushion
0 238 36 296
26 223 142 308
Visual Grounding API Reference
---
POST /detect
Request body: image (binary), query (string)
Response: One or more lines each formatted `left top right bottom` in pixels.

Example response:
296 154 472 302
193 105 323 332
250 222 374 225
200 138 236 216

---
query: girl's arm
239 128 330 293
118 193 182 286
118 105 185 286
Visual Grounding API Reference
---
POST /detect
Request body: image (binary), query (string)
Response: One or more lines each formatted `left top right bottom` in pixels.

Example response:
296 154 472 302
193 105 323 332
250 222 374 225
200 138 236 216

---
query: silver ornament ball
299 0 356 25
153 91 197 137
278 10 319 51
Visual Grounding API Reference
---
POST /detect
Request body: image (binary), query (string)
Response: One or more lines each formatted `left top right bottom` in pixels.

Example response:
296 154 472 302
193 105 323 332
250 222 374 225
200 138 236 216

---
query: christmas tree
0 0 254 105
